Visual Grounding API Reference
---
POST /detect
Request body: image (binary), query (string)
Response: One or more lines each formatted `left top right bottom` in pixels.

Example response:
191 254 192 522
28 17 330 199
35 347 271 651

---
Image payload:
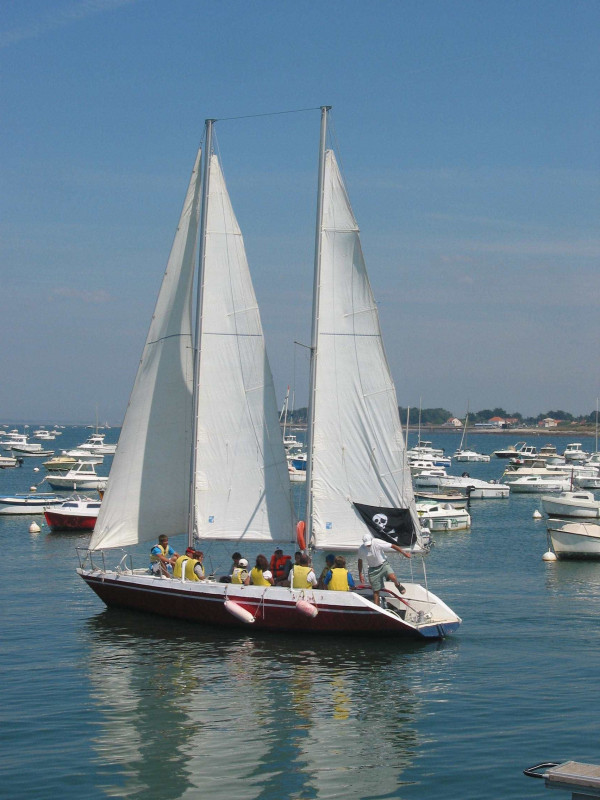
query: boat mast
187 118 215 547
305 105 331 549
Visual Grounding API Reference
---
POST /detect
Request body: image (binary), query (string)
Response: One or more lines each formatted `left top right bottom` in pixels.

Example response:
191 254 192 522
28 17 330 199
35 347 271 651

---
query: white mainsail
194 155 295 543
89 150 201 550
309 150 419 550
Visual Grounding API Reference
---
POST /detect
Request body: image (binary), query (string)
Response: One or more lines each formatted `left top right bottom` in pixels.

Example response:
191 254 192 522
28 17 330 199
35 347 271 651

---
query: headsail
89 149 201 549
194 155 295 543
309 149 420 551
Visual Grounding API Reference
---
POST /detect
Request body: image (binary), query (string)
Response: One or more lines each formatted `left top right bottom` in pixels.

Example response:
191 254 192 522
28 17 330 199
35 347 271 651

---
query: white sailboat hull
548 523 600 559
77 568 461 639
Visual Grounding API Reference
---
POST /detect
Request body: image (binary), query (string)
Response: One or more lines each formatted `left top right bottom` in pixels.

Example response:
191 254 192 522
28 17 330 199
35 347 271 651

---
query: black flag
353 503 417 547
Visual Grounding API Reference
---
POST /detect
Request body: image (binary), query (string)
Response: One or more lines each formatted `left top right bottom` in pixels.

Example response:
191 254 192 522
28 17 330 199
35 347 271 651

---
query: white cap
238 558 248 567
362 533 373 546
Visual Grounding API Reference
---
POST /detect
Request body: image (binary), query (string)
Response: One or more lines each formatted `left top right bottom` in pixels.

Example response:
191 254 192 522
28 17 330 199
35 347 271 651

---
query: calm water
1 428 599 799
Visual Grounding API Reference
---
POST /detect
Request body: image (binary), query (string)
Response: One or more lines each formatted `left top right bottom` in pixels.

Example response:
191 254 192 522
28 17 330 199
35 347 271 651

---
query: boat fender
296 599 318 618
296 520 306 551
224 600 255 624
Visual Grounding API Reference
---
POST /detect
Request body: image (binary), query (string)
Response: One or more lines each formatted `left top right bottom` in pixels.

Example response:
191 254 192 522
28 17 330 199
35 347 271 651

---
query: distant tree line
285 406 598 426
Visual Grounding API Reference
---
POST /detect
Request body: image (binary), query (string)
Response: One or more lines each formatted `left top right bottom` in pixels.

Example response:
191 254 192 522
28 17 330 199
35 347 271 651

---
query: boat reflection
83 610 455 799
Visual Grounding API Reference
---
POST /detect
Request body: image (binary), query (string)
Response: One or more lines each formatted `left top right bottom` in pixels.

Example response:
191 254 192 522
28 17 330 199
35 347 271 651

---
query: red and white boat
78 110 461 640
45 495 101 532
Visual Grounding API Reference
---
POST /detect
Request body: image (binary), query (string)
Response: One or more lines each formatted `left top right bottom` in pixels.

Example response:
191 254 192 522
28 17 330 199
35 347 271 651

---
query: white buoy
224 600 255 624
296 599 319 618
29 522 41 533
533 510 542 519
33 467 39 472
542 550 557 562
30 486 37 492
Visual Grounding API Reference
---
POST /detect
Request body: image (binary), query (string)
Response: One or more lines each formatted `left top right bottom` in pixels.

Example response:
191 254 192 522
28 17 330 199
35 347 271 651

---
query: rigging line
216 106 323 122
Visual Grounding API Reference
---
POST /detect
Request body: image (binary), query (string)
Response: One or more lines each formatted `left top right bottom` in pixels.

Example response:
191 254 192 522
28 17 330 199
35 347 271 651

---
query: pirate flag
353 503 417 547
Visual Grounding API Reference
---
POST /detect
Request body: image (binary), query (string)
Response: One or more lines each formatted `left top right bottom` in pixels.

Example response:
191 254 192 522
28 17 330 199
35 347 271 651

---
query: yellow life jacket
231 566 248 584
150 544 166 563
250 567 271 586
173 555 203 581
328 567 350 591
291 565 313 589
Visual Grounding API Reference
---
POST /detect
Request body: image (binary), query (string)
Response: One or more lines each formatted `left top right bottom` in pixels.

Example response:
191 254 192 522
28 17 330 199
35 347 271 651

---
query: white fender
224 599 255 624
296 599 318 618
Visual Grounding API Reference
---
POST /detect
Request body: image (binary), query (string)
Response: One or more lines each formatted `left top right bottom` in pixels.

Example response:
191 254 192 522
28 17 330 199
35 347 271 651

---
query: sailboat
454 407 490 462
78 108 461 638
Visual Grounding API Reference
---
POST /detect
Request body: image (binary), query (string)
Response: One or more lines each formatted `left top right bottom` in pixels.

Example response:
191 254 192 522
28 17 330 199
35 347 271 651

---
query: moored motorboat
0 454 21 469
563 443 589 462
541 491 600 519
492 441 530 458
438 475 510 499
454 449 490 463
43 455 78 472
10 442 54 457
416 501 471 531
45 461 108 491
547 522 600 559
0 492 61 515
76 433 117 455
510 474 572 493
44 495 102 531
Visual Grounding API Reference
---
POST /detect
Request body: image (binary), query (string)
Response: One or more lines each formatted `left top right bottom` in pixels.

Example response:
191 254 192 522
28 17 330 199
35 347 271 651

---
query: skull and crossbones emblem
372 513 394 534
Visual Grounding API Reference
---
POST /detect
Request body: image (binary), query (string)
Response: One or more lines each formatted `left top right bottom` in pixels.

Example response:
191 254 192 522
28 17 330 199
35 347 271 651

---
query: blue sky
1 0 599 423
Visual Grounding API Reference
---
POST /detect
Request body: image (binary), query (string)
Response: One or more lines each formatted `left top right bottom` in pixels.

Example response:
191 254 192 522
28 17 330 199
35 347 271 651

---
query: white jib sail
194 155 295 544
310 150 419 551
89 149 201 550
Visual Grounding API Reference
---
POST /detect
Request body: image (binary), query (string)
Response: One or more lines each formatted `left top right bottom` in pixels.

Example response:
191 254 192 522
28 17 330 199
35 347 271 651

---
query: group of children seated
150 535 356 591
229 550 356 591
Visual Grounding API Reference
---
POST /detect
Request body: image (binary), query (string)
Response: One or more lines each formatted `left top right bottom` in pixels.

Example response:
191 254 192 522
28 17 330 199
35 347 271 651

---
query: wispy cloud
51 287 112 304
0 0 138 49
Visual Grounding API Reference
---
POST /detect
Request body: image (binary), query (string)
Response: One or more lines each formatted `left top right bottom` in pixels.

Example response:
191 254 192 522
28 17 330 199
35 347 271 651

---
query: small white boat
0 492 62 515
45 461 108 491
63 449 104 464
414 491 469 509
510 474 572 493
413 468 448 488
76 433 117 455
574 474 600 490
492 441 531 459
0 430 27 449
563 443 589 462
406 441 450 467
438 475 510 499
548 522 600 559
454 449 491 463
0 454 20 469
541 491 600 519
416 501 471 531
10 443 54 457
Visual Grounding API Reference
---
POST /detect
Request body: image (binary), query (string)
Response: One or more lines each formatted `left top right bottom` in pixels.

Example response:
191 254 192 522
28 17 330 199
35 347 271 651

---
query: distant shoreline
285 424 597 438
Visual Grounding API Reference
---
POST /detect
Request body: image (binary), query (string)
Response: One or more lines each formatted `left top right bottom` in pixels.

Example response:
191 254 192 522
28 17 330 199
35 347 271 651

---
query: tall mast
187 118 215 546
305 105 331 548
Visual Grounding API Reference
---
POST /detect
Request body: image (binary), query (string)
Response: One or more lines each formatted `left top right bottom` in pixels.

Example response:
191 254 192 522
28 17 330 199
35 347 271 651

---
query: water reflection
83 611 454 799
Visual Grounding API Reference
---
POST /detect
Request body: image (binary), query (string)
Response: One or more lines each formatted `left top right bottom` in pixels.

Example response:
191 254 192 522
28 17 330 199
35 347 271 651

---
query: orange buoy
296 520 306 550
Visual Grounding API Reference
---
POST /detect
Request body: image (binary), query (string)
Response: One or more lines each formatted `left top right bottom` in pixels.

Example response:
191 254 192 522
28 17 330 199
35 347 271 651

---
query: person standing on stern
357 533 410 607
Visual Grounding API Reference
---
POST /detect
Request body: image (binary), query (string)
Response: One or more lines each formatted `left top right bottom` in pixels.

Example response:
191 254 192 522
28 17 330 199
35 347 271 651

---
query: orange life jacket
270 554 291 580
